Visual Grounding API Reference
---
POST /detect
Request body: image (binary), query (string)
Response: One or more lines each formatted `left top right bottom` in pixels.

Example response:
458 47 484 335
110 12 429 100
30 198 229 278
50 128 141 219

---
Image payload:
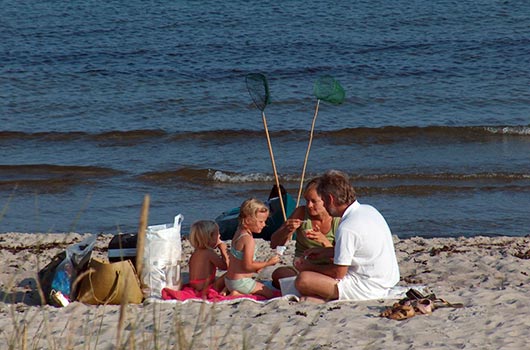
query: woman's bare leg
251 281 277 299
271 266 297 289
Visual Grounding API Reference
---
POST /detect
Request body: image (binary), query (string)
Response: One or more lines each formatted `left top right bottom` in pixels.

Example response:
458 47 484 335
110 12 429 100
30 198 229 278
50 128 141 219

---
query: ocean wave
135 167 530 199
0 164 123 194
351 172 530 181
359 184 530 197
1 125 528 145
137 167 214 184
0 164 123 193
210 170 274 183
0 131 89 141
0 130 168 143
136 167 530 186
0 164 123 177
0 178 92 193
483 126 530 136
137 168 296 184
319 125 530 141
210 170 530 184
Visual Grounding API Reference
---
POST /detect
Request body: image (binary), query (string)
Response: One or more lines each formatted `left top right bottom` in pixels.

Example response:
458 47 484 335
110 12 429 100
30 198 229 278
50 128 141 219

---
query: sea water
1 0 529 238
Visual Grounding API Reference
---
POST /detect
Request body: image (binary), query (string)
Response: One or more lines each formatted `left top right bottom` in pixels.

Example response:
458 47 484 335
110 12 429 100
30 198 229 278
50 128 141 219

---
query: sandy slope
1 232 529 349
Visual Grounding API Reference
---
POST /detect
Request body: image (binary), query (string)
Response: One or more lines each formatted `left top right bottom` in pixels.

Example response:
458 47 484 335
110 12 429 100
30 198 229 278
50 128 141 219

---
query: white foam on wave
209 170 302 183
210 170 274 183
484 126 530 135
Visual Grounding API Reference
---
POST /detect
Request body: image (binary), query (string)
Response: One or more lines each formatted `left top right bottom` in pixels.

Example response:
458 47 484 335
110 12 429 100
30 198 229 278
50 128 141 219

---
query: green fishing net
313 75 345 105
245 73 271 111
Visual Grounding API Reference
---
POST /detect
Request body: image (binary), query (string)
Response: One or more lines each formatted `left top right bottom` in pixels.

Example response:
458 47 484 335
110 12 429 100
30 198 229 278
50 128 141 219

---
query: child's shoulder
191 247 212 257
198 247 220 256
233 232 254 242
190 248 218 264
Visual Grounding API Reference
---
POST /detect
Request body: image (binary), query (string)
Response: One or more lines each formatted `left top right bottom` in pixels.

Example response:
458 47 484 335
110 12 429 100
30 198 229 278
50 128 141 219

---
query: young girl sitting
188 220 229 294
225 198 280 298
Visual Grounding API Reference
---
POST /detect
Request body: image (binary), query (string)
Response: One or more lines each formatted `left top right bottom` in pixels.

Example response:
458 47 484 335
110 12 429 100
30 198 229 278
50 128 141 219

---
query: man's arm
294 258 348 279
303 246 334 260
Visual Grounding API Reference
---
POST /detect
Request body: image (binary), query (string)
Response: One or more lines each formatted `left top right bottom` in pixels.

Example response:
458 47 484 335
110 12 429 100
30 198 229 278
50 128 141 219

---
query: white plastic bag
279 276 301 297
141 214 183 298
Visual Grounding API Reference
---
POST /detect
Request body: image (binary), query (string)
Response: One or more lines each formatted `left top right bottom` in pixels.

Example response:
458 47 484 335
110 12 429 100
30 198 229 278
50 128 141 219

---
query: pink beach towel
162 284 281 302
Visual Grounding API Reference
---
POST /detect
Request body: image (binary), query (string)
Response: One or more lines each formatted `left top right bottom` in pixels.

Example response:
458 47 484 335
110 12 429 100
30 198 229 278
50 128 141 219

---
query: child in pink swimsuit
188 220 229 295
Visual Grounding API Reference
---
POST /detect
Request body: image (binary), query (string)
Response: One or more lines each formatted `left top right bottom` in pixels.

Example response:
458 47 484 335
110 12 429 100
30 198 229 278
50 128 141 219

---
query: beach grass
0 231 382 349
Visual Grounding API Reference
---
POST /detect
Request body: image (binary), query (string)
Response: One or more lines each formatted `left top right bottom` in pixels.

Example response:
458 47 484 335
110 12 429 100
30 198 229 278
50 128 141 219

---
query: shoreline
1 233 530 349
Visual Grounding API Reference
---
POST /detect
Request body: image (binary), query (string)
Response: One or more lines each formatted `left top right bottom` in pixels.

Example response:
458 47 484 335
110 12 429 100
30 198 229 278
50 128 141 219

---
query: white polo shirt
334 201 400 300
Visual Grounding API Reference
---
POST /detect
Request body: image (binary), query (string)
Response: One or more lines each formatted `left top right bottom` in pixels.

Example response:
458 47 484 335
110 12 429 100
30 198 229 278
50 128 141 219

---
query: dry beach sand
1 232 530 349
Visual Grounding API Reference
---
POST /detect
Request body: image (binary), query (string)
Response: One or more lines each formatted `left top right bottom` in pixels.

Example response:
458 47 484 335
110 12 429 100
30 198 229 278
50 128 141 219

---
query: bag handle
86 268 121 305
173 214 184 227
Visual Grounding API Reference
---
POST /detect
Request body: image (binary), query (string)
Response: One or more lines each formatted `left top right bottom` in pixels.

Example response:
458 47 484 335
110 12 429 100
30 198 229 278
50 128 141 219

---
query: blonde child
225 198 280 298
188 220 229 294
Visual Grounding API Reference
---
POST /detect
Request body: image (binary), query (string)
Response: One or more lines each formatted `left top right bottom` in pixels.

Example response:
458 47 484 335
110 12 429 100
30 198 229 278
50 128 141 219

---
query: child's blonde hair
238 198 269 225
189 220 219 249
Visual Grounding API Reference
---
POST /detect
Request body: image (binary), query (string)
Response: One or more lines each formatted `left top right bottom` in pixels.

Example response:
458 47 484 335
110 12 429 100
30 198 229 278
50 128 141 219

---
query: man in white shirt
294 170 400 302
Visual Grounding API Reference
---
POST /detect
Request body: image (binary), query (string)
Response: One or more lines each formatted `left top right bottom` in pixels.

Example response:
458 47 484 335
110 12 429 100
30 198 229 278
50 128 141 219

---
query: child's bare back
188 221 229 294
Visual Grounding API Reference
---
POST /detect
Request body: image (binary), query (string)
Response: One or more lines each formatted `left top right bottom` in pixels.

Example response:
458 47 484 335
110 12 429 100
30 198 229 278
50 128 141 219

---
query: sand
1 232 530 349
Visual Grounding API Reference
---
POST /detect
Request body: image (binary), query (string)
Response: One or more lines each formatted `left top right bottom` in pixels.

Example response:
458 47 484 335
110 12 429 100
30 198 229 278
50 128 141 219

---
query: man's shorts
337 273 390 301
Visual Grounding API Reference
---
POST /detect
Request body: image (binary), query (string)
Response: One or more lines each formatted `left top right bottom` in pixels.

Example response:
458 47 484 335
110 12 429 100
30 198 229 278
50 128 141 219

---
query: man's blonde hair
189 220 219 249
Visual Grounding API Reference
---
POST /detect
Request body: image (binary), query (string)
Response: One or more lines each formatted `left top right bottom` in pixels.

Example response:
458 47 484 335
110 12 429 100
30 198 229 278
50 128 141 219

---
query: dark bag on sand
76 258 143 305
38 235 97 306
107 233 138 265
38 251 67 305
